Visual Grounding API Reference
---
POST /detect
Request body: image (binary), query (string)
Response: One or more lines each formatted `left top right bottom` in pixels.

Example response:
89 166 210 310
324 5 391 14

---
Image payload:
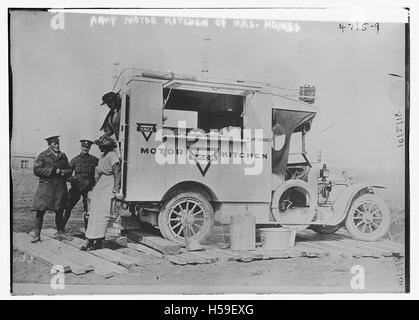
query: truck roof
113 67 318 114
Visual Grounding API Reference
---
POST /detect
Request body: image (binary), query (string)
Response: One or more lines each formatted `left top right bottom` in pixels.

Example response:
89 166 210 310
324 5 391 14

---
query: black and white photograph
8 5 409 296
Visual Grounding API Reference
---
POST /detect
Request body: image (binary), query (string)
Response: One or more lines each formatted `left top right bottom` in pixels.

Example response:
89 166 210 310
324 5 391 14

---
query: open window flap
272 110 315 175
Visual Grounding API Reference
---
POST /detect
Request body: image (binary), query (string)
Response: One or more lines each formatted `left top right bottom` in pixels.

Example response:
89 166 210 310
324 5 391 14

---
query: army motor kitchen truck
111 68 391 244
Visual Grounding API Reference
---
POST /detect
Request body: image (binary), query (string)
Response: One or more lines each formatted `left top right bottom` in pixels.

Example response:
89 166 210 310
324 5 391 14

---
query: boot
31 234 41 243
31 212 44 243
63 209 72 231
59 232 73 241
81 239 96 251
93 238 104 250
54 232 63 241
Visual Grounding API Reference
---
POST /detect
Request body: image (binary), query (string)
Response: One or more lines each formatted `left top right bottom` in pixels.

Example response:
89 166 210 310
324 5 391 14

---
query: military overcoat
31 148 72 211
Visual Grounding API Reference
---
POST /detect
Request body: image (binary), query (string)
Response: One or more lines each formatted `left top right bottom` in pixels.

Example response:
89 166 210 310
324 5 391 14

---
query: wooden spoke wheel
345 194 391 241
158 191 214 244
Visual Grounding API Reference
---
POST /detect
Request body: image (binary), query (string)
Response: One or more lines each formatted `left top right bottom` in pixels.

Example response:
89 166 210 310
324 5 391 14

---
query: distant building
11 153 36 170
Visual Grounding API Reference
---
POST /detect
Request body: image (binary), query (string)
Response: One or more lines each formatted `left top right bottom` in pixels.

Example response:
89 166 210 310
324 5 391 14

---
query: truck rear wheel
158 191 214 244
345 194 391 241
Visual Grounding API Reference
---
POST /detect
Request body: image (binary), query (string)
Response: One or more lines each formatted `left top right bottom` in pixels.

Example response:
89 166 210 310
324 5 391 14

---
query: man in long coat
31 135 73 242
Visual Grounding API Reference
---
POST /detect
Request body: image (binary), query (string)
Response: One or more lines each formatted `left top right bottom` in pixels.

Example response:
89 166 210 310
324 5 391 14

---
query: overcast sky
10 10 405 173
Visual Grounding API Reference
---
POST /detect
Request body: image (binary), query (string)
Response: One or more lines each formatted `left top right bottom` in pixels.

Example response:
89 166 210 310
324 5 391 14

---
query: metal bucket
259 228 296 250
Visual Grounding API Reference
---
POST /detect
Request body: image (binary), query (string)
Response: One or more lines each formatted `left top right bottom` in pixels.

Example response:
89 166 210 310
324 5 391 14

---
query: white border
2 0 416 300
48 8 408 23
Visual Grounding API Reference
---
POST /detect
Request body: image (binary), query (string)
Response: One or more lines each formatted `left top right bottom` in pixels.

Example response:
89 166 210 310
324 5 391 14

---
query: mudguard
328 182 386 225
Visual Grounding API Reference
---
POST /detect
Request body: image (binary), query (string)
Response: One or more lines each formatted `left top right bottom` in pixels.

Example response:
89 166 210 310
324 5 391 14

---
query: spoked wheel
345 194 391 241
158 191 214 244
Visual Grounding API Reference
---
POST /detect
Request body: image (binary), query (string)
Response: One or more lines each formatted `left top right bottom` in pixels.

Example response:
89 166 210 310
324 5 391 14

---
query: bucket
259 228 296 250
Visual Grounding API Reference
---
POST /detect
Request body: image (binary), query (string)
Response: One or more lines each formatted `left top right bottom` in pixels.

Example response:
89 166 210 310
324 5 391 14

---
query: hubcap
352 201 383 233
168 199 206 239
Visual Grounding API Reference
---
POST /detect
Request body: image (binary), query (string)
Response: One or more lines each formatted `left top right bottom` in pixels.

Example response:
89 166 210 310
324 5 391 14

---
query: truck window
163 88 244 134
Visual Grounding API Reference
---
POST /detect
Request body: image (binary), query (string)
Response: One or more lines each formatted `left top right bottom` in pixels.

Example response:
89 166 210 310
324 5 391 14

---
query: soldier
99 92 121 140
64 139 99 230
31 135 73 243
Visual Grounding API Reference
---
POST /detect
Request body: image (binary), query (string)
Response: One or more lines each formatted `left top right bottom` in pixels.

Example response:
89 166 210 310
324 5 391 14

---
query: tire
310 224 341 235
158 191 214 244
271 179 317 230
345 194 391 241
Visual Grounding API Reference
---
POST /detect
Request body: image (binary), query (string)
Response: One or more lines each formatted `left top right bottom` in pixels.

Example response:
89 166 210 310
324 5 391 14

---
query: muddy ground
11 169 407 294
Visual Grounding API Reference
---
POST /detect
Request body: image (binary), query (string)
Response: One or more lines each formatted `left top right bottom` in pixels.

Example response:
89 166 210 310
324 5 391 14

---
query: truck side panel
124 80 272 205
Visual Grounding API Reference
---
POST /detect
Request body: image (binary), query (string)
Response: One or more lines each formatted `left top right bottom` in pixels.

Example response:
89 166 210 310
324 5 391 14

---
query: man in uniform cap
31 135 73 242
99 92 121 141
64 139 99 230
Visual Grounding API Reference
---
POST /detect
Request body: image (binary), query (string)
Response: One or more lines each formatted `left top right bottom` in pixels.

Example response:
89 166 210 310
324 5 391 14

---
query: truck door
119 89 130 197
242 93 272 200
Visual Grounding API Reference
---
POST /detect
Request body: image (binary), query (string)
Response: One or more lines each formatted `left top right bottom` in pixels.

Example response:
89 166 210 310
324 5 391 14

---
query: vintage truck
110 68 391 243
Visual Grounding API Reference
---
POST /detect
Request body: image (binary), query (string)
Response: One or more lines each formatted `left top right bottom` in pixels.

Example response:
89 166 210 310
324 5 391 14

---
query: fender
328 183 386 225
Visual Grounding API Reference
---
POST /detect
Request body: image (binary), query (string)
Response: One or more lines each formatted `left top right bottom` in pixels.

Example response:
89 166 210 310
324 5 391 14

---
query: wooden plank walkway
79 230 166 259
162 229 405 265
14 228 406 272
126 230 181 255
41 229 138 270
13 232 89 275
115 237 164 259
37 230 128 277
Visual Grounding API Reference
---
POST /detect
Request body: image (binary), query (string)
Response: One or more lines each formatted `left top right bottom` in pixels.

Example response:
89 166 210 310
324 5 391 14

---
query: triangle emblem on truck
189 148 218 177
136 123 157 142
196 160 211 177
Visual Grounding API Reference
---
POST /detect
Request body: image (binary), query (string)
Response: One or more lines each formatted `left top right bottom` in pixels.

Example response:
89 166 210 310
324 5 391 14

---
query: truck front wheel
345 194 391 241
158 191 214 244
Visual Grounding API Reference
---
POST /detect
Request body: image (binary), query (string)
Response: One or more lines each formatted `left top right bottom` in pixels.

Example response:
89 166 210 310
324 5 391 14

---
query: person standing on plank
81 136 121 251
31 135 73 243
99 92 121 140
64 139 99 230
